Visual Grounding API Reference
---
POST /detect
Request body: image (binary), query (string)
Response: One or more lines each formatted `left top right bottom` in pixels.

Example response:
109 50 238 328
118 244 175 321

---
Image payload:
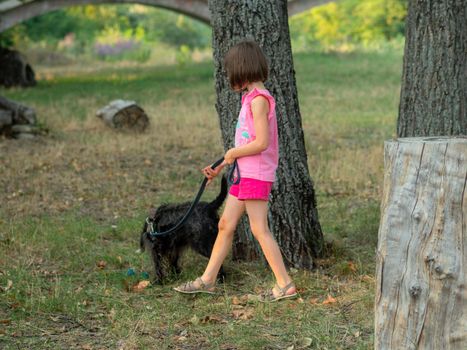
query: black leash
147 157 240 238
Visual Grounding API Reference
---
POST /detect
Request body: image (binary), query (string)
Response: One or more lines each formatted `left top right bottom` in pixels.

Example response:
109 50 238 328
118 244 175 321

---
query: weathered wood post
375 137 467 349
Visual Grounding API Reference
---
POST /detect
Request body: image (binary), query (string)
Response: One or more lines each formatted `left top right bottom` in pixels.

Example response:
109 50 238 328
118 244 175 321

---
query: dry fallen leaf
348 261 357 273
309 298 319 305
298 337 313 347
322 294 337 305
232 296 242 305
232 307 254 320
132 280 150 292
97 260 106 269
1 280 13 292
232 295 249 305
9 302 20 310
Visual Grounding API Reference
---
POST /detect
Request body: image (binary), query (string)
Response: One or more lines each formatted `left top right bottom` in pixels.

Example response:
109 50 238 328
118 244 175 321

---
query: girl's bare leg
191 194 245 287
245 199 295 297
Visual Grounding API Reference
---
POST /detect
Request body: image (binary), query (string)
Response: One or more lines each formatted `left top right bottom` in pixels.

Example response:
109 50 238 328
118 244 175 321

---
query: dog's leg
150 248 164 284
139 230 147 253
218 265 226 283
168 249 181 275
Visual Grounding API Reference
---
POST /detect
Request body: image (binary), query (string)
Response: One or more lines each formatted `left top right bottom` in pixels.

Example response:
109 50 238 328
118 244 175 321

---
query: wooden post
375 137 467 349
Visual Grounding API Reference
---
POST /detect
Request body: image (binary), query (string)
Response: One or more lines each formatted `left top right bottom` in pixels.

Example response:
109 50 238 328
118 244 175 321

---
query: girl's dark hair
223 40 268 89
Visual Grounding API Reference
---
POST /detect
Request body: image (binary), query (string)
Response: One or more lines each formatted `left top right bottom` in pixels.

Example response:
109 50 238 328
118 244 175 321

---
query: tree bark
208 0 323 268
397 0 466 137
375 137 467 349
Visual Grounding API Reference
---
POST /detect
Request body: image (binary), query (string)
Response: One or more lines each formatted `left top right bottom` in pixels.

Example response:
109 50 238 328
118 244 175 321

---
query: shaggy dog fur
139 176 228 284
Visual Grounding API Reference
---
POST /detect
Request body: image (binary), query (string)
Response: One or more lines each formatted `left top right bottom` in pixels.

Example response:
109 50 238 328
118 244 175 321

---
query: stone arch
0 0 211 32
0 0 335 32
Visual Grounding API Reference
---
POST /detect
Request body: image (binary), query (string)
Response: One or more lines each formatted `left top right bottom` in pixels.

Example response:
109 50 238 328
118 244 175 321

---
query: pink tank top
234 88 278 182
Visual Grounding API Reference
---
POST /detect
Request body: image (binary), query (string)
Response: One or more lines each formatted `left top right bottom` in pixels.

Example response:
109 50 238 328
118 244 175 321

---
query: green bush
290 0 407 52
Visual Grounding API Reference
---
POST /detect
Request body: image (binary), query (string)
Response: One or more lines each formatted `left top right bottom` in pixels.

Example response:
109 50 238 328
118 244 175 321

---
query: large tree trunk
375 137 467 349
208 0 323 268
397 0 466 137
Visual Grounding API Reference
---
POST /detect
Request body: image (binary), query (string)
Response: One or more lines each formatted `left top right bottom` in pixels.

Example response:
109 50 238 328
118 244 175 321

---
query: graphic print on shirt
235 105 251 146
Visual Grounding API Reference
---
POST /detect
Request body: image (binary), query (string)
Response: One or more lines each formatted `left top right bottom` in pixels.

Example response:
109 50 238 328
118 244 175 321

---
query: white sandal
259 281 297 302
173 277 217 294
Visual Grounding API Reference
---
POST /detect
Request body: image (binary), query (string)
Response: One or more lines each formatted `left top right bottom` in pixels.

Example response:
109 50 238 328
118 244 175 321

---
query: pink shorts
229 177 273 201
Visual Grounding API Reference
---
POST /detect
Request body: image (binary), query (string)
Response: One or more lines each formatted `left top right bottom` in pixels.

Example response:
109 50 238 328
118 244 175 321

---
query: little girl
174 40 296 302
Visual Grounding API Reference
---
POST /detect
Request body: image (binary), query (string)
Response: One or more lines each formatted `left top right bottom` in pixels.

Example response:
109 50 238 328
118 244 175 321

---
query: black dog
139 176 228 284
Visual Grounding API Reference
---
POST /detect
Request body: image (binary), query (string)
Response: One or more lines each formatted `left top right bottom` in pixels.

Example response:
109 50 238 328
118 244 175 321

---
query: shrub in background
290 0 407 52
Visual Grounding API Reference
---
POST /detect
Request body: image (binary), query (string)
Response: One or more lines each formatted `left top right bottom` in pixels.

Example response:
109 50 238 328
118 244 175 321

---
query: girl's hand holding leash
202 161 225 186
202 164 222 181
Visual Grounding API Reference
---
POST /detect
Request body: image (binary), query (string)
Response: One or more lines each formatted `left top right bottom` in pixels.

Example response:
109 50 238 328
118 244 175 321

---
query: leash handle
210 157 225 170
227 160 240 185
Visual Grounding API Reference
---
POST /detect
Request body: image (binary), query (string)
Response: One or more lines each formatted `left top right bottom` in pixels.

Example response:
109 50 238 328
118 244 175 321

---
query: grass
0 48 403 349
